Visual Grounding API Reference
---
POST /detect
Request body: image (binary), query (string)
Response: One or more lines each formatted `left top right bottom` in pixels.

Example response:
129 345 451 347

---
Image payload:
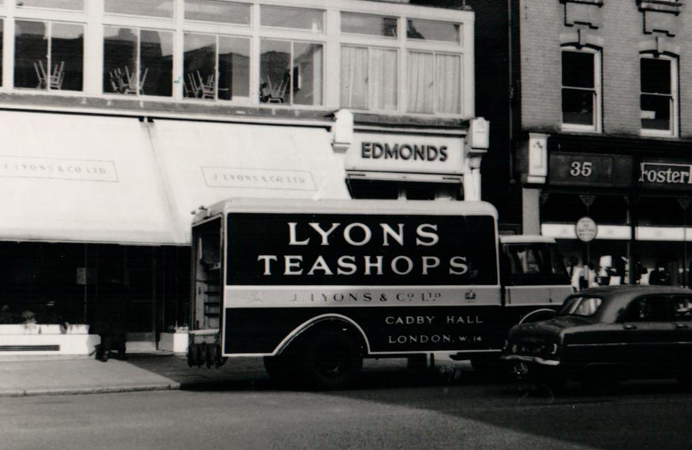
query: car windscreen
558 296 603 317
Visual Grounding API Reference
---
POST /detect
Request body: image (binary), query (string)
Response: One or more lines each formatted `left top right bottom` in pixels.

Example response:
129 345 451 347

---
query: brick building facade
444 0 692 288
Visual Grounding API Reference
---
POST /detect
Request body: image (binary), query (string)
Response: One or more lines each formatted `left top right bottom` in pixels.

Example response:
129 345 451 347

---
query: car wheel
301 332 363 390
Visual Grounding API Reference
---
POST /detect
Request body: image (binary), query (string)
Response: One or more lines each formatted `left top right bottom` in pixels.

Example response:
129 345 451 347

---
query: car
502 285 692 390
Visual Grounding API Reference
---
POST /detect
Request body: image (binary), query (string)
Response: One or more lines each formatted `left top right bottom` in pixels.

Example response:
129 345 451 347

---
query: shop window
103 26 173 97
641 54 678 136
561 47 601 131
347 179 399 200
407 51 461 114
407 18 460 43
260 5 324 33
341 45 397 111
14 20 84 91
341 12 397 37
260 39 323 106
16 0 83 11
184 33 250 101
184 0 251 25
105 0 174 19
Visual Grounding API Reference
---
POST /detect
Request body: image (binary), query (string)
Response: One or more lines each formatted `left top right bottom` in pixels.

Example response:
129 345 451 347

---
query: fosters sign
345 132 463 175
640 162 692 188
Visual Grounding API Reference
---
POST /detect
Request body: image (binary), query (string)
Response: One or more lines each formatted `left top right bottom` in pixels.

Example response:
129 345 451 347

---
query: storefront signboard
548 152 633 188
575 217 598 242
346 132 463 175
639 162 692 190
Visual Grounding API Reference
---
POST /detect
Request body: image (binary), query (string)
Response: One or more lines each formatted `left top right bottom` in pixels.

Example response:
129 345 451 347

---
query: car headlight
511 344 518 354
502 340 509 351
549 343 558 355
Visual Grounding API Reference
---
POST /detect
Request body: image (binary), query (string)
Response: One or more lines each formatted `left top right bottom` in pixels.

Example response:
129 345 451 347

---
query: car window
558 296 602 317
626 296 672 322
673 296 692 321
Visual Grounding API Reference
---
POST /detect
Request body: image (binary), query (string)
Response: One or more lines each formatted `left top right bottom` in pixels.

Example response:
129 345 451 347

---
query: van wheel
301 332 363 390
263 354 299 387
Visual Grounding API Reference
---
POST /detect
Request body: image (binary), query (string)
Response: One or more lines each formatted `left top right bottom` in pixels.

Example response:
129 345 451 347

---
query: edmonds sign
346 132 463 175
639 162 692 189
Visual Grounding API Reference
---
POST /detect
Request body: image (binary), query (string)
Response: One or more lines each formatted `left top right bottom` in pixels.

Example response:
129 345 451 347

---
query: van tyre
301 332 363 390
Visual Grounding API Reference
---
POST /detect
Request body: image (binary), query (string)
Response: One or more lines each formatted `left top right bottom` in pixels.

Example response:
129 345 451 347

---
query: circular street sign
575 217 598 242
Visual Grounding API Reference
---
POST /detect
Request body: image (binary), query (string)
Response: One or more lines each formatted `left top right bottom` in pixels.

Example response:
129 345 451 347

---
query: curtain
436 54 461 114
341 46 368 109
407 51 434 113
370 48 397 111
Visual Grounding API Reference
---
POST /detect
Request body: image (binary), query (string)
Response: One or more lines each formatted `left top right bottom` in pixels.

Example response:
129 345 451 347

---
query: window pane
261 5 323 32
219 36 250 101
105 0 174 18
103 27 137 94
371 48 398 110
562 51 594 88
260 40 290 104
562 88 594 125
641 58 671 94
407 19 460 43
641 94 671 130
141 30 173 97
436 53 461 114
293 43 323 106
51 23 83 91
408 51 434 113
341 46 368 109
184 33 216 100
185 0 251 25
16 0 83 10
14 20 48 89
341 12 397 37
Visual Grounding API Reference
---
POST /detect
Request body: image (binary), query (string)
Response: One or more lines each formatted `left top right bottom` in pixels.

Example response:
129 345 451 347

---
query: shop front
535 135 692 289
0 109 349 355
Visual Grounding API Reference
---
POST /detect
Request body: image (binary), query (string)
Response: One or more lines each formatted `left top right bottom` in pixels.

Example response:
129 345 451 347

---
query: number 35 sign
549 153 617 187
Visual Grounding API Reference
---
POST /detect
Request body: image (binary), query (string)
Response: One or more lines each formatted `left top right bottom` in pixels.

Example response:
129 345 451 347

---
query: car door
671 295 692 374
619 295 677 378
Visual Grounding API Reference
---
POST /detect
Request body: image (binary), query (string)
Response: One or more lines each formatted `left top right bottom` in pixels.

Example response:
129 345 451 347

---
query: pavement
0 352 470 398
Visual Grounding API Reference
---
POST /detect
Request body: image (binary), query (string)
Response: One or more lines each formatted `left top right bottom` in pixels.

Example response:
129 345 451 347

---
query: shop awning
0 111 181 245
148 119 350 243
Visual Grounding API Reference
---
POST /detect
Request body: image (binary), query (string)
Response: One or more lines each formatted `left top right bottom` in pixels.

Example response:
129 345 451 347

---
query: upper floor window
407 19 460 43
407 51 461 114
15 20 84 91
105 0 174 19
341 12 397 38
641 54 678 136
341 45 397 111
103 26 173 97
260 5 323 33
183 33 250 101
561 47 601 132
16 0 84 11
184 0 251 25
260 39 323 105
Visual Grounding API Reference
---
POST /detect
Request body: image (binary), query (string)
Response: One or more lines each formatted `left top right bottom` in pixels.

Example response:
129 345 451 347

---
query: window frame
640 52 679 138
13 18 85 92
0 0 472 117
560 45 602 133
182 31 251 103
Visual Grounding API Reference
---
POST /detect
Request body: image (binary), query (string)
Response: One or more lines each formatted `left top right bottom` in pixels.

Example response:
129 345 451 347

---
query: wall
519 0 692 138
